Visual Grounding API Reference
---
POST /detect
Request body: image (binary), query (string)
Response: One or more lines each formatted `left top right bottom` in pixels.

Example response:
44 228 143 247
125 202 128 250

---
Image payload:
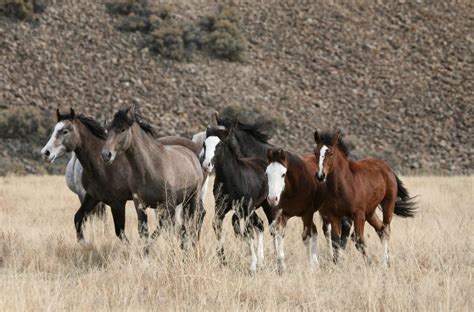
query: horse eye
121 128 126 133
62 129 69 135
282 173 286 178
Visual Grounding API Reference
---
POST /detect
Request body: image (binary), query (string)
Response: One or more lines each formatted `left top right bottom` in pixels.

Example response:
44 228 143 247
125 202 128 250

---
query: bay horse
41 108 202 243
101 108 205 250
313 130 417 266
211 126 269 274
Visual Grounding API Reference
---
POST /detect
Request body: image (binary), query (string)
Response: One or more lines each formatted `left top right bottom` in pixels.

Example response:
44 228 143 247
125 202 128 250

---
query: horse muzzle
101 150 115 164
267 196 280 207
317 172 326 182
202 160 213 173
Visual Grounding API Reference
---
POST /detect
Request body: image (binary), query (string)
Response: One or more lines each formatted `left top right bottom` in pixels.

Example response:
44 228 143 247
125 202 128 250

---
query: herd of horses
41 107 417 273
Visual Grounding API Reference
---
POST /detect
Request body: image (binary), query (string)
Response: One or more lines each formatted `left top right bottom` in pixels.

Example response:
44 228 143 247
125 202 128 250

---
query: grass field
0 175 473 311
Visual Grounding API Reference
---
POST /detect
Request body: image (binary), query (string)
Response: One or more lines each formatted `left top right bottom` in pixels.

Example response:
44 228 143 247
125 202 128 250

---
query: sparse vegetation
148 26 185 61
0 176 472 310
106 1 246 61
0 0 47 20
0 106 51 139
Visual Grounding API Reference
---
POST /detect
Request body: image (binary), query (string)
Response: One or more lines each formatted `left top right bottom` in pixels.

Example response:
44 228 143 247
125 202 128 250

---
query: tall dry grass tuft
0 176 473 310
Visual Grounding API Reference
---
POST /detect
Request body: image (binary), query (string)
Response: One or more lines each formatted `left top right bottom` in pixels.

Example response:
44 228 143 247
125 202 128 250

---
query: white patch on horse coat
200 175 209 203
41 122 65 162
249 237 258 273
326 223 334 259
275 233 286 273
192 131 207 146
266 162 287 206
318 145 329 179
257 231 265 265
383 239 390 268
311 232 319 266
201 136 220 173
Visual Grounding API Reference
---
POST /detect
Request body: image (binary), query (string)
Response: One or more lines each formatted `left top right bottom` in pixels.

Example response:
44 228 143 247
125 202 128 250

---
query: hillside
0 0 472 175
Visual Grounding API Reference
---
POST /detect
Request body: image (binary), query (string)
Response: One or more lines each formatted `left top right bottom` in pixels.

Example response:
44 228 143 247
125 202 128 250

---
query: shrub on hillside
0 0 47 20
117 14 150 32
105 0 148 16
208 19 246 61
148 26 185 61
0 106 51 139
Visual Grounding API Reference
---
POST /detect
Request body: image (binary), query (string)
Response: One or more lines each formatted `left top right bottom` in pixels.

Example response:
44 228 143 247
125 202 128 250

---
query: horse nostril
44 150 50 157
102 151 111 161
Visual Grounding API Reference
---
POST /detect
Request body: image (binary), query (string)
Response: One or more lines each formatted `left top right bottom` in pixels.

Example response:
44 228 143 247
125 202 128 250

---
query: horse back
158 136 201 157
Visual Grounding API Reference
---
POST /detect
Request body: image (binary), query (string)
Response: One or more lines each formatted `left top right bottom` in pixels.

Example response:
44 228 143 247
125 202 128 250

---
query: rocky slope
0 0 472 175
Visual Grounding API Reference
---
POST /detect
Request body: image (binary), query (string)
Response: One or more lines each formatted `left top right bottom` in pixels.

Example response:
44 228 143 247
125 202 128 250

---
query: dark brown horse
313 130 417 266
101 108 205 250
265 149 321 272
41 108 202 243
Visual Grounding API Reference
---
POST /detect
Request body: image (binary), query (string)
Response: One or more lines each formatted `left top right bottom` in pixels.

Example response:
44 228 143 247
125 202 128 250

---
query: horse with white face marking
266 148 323 272
313 130 418 266
42 108 204 244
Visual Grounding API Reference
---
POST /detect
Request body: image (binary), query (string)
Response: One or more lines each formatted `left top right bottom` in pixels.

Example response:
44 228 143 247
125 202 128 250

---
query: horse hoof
277 261 287 275
78 238 90 246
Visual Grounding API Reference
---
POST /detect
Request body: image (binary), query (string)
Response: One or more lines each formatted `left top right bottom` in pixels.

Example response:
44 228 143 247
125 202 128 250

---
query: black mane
319 131 351 157
58 113 107 140
217 115 273 144
111 108 157 138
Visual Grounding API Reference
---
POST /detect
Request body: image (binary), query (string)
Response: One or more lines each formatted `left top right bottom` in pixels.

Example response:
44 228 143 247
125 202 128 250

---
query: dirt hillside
0 0 472 174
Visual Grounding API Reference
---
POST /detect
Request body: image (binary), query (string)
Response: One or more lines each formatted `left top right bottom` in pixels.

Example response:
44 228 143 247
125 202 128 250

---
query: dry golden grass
0 175 473 311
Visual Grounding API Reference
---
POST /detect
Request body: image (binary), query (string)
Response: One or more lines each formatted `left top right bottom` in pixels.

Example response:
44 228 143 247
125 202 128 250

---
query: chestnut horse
313 130 417 266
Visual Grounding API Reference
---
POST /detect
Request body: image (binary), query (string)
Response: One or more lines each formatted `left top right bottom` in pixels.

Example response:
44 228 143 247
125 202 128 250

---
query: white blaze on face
201 136 220 173
266 162 287 206
318 145 329 179
41 122 66 163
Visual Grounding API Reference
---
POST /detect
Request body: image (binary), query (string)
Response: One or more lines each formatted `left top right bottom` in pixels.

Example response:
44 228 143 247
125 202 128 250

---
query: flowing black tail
394 175 417 218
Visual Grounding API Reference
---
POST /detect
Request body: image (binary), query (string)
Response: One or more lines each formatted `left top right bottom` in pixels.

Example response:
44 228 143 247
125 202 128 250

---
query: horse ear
278 148 286 162
332 130 341 146
214 112 220 125
70 108 75 120
56 109 61 121
267 149 273 162
314 130 321 144
126 107 135 120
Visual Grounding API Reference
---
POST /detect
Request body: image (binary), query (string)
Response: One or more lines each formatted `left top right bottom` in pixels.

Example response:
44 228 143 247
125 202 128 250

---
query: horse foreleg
133 193 149 240
110 201 128 242
243 215 257 275
273 213 288 274
250 213 265 267
212 211 226 265
329 218 342 263
340 217 352 249
302 215 319 267
74 193 100 243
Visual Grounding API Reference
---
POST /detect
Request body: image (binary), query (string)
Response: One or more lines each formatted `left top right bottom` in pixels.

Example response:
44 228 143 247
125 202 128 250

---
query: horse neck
284 154 313 197
73 122 104 174
125 124 165 178
327 150 353 193
215 140 241 175
235 131 270 158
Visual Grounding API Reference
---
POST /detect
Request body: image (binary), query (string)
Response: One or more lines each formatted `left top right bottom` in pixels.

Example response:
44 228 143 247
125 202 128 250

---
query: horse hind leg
353 210 371 264
340 217 352 250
